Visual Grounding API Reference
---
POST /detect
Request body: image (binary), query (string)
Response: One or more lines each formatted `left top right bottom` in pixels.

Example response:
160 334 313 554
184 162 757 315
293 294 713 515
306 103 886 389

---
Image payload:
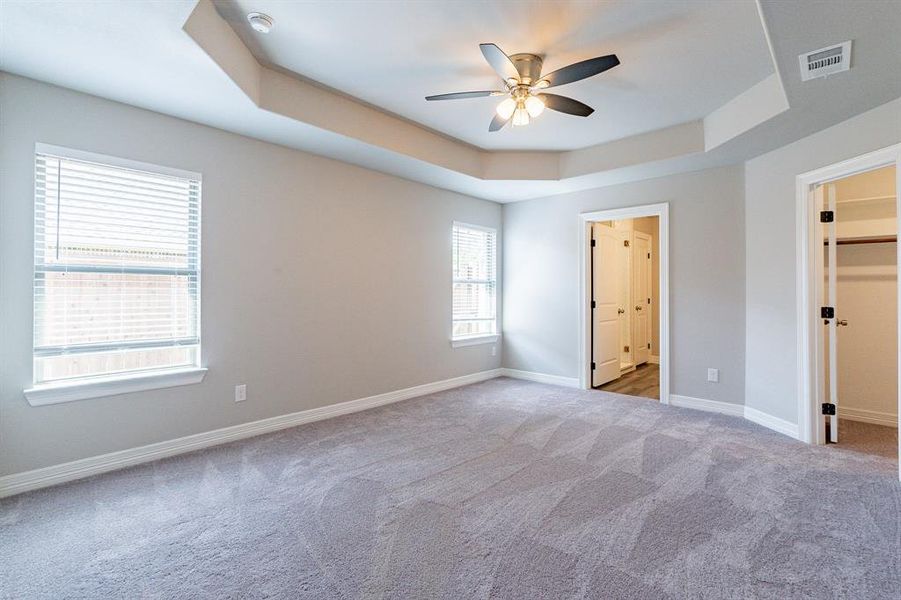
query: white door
592 223 621 386
633 232 652 365
617 229 633 368
825 183 839 442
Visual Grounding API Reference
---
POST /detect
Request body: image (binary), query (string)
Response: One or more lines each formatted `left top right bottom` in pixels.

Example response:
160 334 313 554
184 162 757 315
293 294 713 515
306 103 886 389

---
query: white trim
1 368 502 498
578 202 670 404
744 406 800 440
451 334 499 348
648 355 660 364
838 407 898 428
499 368 580 388
795 144 901 478
654 393 802 440
669 394 744 417
35 142 202 181
24 367 208 406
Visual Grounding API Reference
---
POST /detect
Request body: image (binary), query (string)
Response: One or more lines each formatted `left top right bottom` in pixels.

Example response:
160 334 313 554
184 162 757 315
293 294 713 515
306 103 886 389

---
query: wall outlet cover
707 368 719 383
235 384 247 402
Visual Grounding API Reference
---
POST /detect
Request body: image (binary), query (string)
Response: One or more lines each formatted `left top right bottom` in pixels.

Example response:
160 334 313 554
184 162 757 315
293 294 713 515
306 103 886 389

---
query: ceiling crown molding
184 0 787 201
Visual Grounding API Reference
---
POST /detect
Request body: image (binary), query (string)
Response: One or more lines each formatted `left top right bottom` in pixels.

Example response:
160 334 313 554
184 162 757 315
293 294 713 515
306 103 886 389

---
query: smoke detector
247 12 274 34
799 41 851 81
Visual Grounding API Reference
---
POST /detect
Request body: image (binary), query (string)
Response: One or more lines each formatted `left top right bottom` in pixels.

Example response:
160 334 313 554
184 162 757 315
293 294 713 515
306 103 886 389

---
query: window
32 145 201 387
452 222 497 342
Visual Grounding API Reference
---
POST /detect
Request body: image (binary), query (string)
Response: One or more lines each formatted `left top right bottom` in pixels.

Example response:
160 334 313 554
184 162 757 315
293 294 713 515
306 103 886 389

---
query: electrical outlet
707 368 719 383
235 384 247 402
491 345 497 357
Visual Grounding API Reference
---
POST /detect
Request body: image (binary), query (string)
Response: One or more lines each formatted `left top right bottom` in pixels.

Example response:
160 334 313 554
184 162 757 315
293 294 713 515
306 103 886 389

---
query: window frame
451 221 499 347
24 143 206 404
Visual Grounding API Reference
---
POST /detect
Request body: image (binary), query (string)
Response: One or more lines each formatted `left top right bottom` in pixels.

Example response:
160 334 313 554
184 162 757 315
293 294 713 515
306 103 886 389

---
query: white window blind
452 223 497 339
33 147 201 384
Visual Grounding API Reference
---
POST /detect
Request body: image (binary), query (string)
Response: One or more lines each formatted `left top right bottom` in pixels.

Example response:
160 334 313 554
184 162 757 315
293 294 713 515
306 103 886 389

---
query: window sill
24 367 208 406
451 334 500 348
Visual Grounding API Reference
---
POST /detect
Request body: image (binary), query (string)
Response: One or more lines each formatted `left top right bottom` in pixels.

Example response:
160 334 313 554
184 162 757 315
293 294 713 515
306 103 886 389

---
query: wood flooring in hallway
596 362 659 400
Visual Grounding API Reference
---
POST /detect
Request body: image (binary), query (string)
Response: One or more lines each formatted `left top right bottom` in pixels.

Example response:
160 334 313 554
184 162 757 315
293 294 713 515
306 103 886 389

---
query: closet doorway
797 144 901 476
821 165 898 458
578 203 669 403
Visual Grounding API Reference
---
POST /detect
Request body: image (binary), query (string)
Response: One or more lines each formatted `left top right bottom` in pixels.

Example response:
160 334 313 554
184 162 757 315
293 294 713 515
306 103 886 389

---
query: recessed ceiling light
247 12 273 34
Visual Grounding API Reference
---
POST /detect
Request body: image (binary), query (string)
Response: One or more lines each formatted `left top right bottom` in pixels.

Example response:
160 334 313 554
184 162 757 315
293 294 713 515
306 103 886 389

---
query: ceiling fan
425 43 620 131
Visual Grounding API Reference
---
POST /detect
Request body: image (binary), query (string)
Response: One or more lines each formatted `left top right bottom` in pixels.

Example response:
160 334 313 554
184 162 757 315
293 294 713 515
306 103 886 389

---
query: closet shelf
825 235 897 246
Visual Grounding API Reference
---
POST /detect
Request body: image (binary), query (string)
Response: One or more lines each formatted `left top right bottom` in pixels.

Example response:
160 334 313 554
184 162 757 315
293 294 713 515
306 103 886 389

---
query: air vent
799 41 851 81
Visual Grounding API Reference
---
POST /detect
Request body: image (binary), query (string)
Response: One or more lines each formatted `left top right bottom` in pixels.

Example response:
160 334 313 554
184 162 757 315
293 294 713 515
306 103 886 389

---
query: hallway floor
597 363 659 400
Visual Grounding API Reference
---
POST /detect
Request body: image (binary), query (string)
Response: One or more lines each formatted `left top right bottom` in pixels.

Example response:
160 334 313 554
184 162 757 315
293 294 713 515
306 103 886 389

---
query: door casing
795 143 901 479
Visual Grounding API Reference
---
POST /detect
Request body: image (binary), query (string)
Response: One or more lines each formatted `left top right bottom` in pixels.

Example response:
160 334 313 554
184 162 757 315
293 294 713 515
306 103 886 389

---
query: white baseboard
648 355 660 364
838 406 898 428
744 406 800 440
0 368 502 498
669 394 744 417
499 368 581 388
501 372 803 442
670 394 800 440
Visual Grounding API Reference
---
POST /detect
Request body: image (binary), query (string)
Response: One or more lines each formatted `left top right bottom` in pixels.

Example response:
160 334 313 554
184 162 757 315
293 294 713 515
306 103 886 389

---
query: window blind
33 149 201 384
452 223 497 339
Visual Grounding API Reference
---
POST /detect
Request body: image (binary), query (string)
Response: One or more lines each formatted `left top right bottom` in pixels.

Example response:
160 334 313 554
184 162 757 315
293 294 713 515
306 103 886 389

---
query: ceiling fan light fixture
525 95 545 118
511 104 530 127
496 97 517 120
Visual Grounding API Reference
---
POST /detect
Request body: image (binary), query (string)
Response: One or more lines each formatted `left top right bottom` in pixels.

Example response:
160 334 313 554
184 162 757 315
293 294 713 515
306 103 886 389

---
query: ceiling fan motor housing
508 53 544 85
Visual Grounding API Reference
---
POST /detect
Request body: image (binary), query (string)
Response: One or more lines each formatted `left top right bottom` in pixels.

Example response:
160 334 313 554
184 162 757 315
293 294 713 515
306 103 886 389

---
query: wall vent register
799 41 851 81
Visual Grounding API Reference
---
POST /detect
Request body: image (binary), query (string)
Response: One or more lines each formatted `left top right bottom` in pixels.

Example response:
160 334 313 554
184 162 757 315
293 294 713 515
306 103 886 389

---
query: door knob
617 308 625 314
837 319 848 326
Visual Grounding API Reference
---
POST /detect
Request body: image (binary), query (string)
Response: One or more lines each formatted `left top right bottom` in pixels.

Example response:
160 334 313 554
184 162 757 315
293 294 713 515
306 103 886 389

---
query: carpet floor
2 377 899 599
836 419 898 460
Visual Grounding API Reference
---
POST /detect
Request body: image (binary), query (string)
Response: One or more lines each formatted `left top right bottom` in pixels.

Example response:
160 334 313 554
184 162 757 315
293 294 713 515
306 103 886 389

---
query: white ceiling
0 1 898 203
216 0 774 151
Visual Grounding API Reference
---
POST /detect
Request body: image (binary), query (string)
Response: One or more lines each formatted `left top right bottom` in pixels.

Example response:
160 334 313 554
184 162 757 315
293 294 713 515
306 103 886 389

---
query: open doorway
579 203 669 403
822 166 898 459
590 218 659 398
797 143 901 477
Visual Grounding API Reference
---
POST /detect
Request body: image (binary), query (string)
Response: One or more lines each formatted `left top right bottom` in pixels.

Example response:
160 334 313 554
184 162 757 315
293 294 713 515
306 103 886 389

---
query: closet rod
824 235 897 246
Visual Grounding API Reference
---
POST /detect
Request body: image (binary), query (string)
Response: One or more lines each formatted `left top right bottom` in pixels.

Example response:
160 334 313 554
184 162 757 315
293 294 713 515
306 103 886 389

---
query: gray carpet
2 377 899 599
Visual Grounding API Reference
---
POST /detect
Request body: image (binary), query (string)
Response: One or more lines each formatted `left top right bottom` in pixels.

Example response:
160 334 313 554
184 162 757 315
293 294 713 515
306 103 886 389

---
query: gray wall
502 166 746 405
0 74 502 476
744 97 901 424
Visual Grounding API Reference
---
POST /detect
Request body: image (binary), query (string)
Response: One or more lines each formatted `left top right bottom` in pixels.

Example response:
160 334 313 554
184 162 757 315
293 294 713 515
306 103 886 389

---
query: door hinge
590 239 596 247
591 362 596 371
647 252 651 259
591 300 596 309
624 345 630 353
623 240 630 247
820 210 834 223
647 298 651 304
822 403 836 415
647 342 651 349
821 306 835 319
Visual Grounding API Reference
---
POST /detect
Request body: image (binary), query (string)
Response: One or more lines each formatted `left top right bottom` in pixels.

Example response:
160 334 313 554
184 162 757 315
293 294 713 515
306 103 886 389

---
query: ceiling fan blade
539 54 620 88
480 43 520 84
489 113 510 132
540 93 595 117
425 90 503 101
